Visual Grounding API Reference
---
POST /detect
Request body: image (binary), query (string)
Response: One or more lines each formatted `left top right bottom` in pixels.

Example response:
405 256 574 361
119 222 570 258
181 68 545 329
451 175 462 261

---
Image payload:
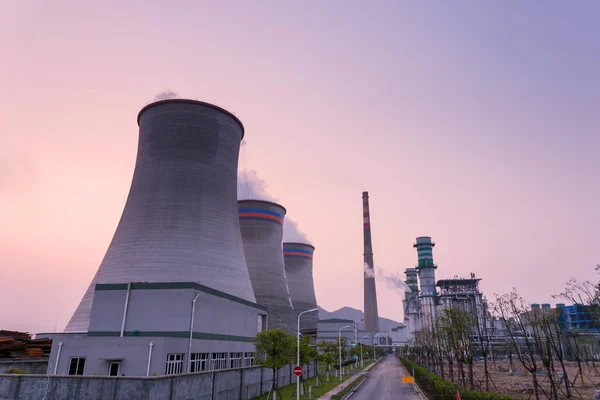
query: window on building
211 352 227 370
108 361 121 376
243 352 255 367
190 353 209 372
229 352 242 369
165 353 184 375
68 357 86 375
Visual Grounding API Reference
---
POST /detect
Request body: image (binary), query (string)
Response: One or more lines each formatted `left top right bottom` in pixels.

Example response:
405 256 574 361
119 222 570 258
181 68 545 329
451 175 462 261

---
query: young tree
556 264 600 387
317 340 337 382
473 298 494 391
494 290 541 400
298 336 317 390
254 329 295 395
438 308 475 389
527 307 559 400
541 308 572 398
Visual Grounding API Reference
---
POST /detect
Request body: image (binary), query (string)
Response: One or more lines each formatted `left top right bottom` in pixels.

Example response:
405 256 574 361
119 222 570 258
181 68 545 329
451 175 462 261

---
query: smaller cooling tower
283 242 318 333
238 200 295 334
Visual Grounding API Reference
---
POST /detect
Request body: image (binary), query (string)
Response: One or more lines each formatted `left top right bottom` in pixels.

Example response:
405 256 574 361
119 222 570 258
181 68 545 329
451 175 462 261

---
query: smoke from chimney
363 262 411 294
238 168 310 244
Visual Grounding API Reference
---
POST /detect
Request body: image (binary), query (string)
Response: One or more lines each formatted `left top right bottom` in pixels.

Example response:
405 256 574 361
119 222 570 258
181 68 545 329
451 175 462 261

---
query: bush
333 359 357 370
399 357 516 400
330 375 366 400
3 368 28 374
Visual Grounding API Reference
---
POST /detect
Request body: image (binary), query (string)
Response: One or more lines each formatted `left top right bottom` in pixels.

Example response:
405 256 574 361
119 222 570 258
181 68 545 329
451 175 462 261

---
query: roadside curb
340 375 367 400
395 357 427 400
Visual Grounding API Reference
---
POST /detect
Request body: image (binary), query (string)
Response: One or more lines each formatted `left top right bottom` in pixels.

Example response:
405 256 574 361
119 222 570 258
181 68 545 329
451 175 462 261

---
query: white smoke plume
154 89 178 101
238 168 311 244
381 270 413 295
363 262 375 278
364 262 411 295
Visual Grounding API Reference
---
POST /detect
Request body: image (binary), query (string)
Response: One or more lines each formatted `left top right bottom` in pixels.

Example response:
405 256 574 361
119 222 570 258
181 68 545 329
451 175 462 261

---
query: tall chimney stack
362 191 380 332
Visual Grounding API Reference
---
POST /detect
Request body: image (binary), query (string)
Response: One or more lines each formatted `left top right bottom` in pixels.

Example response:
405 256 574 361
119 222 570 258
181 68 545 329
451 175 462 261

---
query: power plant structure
283 242 319 334
403 267 421 336
362 192 380 332
415 236 438 330
238 200 295 334
437 274 484 325
401 236 486 341
42 99 267 376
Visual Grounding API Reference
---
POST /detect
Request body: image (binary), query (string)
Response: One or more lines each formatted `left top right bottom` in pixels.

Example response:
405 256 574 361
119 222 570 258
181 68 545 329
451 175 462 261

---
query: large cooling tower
238 200 295 334
66 99 255 332
283 242 318 332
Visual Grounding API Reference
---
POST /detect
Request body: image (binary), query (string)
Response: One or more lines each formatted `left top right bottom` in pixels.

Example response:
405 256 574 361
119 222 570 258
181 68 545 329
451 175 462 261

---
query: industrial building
238 200 295 334
402 236 486 342
40 99 266 377
316 319 386 347
284 242 319 334
437 275 484 326
403 267 421 336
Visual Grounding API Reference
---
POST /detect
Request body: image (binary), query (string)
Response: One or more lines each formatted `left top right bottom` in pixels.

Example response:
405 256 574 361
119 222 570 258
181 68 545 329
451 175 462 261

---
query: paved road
352 355 421 400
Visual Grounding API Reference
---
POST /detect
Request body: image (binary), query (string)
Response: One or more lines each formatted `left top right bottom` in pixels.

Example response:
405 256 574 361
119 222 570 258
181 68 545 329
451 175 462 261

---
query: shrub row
3 368 28 374
399 357 516 400
330 375 366 400
333 359 357 370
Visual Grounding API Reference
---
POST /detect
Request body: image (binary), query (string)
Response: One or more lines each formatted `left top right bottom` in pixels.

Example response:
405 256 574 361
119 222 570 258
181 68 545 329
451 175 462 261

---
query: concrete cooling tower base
41 100 266 377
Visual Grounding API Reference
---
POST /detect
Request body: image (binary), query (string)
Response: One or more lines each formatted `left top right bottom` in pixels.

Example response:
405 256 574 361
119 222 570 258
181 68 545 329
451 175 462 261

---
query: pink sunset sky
1 1 598 333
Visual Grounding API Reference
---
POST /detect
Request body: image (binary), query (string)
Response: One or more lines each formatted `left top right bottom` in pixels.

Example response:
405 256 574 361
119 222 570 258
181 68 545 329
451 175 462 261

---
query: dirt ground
441 359 600 399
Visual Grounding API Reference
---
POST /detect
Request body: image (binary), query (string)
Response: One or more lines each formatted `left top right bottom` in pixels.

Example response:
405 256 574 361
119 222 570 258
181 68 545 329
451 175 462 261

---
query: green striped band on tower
414 236 436 268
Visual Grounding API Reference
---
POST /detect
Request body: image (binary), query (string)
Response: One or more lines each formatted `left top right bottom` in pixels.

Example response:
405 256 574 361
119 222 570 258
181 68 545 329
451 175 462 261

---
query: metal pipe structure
53 341 63 375
297 308 318 400
119 283 131 337
339 325 351 380
239 200 295 334
187 292 200 372
284 243 319 333
146 342 154 377
362 192 380 332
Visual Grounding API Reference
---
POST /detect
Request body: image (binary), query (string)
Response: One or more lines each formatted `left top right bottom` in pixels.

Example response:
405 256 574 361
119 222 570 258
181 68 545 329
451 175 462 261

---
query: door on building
108 361 121 376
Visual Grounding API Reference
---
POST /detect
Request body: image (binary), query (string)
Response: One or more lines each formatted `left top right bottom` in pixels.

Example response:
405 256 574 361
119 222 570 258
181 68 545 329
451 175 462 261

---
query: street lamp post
297 308 318 400
338 325 351 381
359 335 369 367
372 332 380 361
353 318 364 344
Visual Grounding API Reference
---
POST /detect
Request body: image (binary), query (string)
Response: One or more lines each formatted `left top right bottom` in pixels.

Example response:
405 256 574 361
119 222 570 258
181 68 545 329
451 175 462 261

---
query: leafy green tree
297 336 317 389
254 329 295 393
317 340 337 381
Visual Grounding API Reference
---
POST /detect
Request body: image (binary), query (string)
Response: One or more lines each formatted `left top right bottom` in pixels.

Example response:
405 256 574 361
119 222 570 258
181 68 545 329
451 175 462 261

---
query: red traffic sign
293 365 303 377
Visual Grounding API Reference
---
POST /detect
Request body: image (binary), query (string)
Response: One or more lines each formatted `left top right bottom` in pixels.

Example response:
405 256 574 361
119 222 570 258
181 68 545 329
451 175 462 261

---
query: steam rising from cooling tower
362 191 380 332
238 200 295 334
237 164 310 244
65 99 255 332
154 89 178 101
284 242 319 332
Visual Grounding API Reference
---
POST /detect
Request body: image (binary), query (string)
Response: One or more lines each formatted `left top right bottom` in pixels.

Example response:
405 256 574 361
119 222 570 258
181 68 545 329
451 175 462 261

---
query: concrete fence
0 362 315 400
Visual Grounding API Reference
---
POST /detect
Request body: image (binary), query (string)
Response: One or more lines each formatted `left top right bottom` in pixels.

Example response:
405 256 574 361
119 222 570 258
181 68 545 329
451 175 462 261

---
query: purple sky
1 1 599 333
